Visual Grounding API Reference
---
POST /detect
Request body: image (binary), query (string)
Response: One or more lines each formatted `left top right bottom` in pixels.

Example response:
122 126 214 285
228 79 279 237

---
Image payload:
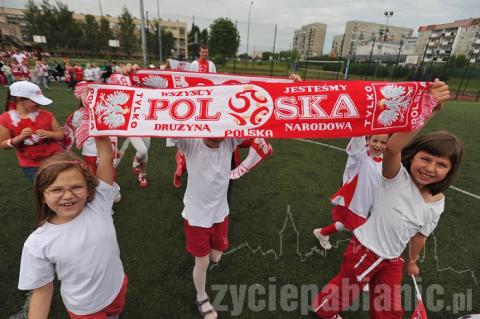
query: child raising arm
19 137 127 319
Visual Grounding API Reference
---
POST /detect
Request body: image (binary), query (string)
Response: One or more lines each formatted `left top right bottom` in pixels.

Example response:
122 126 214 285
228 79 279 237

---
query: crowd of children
0 50 132 92
0 51 465 319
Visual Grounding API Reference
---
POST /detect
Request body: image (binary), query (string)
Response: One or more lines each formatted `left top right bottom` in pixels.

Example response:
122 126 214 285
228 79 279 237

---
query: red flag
411 300 428 319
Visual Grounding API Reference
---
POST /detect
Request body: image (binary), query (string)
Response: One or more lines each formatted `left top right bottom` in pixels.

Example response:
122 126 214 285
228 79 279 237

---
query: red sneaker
173 173 182 188
175 152 186 176
139 175 148 188
132 156 141 175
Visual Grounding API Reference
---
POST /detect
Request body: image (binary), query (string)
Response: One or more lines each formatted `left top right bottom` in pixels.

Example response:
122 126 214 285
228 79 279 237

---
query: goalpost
294 59 346 79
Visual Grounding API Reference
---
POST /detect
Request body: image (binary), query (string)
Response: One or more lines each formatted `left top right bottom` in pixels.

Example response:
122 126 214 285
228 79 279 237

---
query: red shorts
312 237 404 318
67 274 128 319
331 205 367 231
184 217 229 257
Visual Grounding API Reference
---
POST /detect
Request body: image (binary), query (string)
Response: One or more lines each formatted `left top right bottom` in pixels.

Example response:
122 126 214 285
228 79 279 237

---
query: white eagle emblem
142 75 168 88
377 84 414 126
95 91 130 129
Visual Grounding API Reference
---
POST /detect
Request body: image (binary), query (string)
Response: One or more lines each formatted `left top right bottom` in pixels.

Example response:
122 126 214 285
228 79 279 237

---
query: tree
146 22 174 60
80 15 100 53
24 0 42 41
99 16 114 54
188 23 201 59
208 18 239 58
118 7 137 57
24 0 81 50
200 29 209 44
189 27 209 59
261 51 279 61
455 54 468 68
53 2 82 49
279 50 298 60
161 29 175 59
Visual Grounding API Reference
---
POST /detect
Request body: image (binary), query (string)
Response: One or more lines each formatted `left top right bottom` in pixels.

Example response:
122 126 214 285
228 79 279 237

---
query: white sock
335 222 346 232
193 255 210 301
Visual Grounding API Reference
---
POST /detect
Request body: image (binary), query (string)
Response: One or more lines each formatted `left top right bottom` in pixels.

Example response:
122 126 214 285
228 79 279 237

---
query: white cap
9 81 52 106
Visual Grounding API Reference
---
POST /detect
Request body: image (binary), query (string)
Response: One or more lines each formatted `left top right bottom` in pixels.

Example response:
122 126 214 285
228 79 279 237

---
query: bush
212 55 226 66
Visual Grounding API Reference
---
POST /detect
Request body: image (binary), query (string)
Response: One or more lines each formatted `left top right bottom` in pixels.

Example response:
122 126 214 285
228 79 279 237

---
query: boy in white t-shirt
170 137 243 319
313 134 389 250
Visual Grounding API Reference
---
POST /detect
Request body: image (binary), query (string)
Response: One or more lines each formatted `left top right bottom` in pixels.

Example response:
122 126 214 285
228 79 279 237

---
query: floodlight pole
157 0 163 64
245 1 253 71
98 0 103 16
392 37 404 81
139 0 148 67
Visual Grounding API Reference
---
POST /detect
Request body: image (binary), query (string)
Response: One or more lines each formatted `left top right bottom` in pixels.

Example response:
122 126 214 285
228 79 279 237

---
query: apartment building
0 7 188 57
416 18 480 63
341 20 413 57
330 34 344 57
292 23 327 58
1 7 29 44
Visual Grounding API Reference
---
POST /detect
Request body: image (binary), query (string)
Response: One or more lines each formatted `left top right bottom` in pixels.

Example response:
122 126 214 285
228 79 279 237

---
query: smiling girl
311 80 464 319
18 137 127 319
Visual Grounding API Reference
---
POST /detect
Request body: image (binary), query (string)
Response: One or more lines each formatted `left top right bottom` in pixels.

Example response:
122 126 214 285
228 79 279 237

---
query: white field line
296 138 480 200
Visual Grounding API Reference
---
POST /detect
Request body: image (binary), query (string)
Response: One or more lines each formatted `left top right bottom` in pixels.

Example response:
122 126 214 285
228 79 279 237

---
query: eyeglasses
44 185 86 198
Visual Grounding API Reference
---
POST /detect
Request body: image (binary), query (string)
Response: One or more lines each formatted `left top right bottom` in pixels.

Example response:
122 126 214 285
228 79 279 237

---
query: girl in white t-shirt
313 134 389 250
311 80 464 319
18 137 127 319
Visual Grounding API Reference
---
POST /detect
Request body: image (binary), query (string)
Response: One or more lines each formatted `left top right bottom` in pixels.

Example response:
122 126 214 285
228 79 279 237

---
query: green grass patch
0 85 479 318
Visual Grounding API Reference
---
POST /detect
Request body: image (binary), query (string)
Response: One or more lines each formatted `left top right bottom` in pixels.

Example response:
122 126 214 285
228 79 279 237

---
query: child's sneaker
313 228 332 250
139 173 148 188
132 156 142 175
173 173 182 188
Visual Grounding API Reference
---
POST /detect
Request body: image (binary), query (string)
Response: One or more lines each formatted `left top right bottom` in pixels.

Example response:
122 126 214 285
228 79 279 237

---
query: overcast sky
4 0 480 54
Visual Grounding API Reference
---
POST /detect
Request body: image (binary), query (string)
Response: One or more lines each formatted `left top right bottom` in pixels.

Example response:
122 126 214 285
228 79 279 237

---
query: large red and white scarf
83 80 436 139
108 69 293 89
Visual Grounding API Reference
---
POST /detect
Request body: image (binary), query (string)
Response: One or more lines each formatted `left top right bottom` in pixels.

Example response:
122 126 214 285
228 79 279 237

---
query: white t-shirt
171 138 242 227
13 52 26 64
83 68 95 81
93 67 102 82
354 165 444 259
190 60 216 73
330 137 383 218
18 181 124 315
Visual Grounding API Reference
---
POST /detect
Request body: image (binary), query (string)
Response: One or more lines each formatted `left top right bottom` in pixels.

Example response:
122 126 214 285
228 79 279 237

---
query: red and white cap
9 81 53 106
